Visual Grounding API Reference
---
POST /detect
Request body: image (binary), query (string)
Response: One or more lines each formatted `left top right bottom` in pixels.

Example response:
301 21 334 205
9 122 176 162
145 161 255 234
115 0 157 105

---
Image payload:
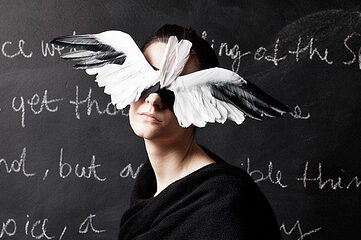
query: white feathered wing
52 30 290 128
51 30 160 109
169 68 247 127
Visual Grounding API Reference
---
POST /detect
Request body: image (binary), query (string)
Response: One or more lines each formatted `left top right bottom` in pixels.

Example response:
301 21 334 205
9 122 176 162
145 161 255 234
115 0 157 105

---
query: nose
145 93 164 109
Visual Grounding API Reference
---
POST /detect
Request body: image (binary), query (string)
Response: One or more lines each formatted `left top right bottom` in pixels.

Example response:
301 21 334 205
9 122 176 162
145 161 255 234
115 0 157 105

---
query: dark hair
141 24 219 70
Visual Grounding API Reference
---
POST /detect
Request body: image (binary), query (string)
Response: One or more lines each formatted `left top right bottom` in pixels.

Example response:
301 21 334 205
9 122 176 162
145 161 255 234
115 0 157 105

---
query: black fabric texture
118 147 283 240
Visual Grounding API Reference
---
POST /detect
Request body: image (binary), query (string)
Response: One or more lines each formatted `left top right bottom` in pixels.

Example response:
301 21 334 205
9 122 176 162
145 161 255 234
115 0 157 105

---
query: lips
139 112 162 122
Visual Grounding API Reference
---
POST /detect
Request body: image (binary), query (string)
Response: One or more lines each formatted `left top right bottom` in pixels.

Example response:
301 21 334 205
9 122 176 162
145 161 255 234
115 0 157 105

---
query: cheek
164 112 186 135
167 113 181 129
129 101 141 131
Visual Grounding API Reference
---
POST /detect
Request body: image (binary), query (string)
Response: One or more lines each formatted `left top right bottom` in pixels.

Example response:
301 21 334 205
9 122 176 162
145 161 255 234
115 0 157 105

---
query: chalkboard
0 0 360 239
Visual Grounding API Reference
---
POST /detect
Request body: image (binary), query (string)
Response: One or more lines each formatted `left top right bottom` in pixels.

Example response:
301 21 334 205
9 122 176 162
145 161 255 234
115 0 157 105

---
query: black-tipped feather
51 34 127 69
212 86 263 120
211 81 290 120
72 55 126 69
60 50 123 61
240 80 291 113
50 35 112 52
51 38 111 52
60 50 98 60
215 85 284 117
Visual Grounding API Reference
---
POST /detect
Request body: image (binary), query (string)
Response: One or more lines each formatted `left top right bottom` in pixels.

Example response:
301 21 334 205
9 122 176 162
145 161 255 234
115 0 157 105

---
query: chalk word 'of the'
202 31 361 73
297 161 361 190
0 147 36 177
59 148 107 182
240 157 288 188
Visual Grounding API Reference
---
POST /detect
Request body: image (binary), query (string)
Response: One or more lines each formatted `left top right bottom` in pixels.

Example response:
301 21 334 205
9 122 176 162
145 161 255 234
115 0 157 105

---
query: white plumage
51 30 290 128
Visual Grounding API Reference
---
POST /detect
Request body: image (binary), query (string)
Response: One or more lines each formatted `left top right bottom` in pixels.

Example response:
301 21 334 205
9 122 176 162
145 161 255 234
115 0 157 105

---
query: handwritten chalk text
0 147 36 177
59 148 107 182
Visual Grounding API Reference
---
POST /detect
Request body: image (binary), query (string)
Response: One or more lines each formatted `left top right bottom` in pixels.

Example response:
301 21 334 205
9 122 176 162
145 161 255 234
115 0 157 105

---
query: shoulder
188 161 265 202
182 161 283 239
198 145 261 191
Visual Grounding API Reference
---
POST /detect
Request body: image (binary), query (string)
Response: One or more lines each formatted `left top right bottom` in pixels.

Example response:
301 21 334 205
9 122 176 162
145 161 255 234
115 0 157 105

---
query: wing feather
170 67 290 127
51 30 159 109
159 37 192 87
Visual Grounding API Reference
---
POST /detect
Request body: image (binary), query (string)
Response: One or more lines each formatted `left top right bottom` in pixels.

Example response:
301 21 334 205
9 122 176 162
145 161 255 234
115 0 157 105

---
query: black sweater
118 148 282 240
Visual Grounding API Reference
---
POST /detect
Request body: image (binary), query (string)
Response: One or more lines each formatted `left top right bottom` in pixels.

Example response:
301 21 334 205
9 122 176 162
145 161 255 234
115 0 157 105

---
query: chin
130 122 165 140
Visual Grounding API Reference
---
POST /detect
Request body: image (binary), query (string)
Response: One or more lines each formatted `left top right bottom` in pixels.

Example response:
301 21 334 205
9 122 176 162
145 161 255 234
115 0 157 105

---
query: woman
52 24 284 240
119 25 283 240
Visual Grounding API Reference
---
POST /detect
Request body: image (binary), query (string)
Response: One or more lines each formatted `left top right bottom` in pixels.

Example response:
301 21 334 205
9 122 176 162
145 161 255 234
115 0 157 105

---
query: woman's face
129 41 199 141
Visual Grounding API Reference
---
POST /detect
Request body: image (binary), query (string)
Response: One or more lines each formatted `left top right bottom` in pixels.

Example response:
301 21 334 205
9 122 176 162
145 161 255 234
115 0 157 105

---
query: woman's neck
144 136 215 197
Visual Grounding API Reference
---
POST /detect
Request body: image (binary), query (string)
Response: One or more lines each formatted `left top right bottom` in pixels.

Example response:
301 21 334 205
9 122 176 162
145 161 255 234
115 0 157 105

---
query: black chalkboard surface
1 1 360 239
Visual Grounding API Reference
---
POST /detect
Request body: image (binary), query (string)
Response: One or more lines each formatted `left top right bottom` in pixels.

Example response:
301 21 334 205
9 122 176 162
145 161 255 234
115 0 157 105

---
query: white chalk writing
59 148 107 181
343 32 361 69
297 161 361 190
79 214 106 234
280 219 322 240
288 36 333 64
240 157 288 188
120 163 144 179
0 147 36 177
41 41 65 57
290 105 311 119
201 30 359 73
1 213 106 239
0 219 16 238
1 40 32 58
12 90 64 128
69 85 120 120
